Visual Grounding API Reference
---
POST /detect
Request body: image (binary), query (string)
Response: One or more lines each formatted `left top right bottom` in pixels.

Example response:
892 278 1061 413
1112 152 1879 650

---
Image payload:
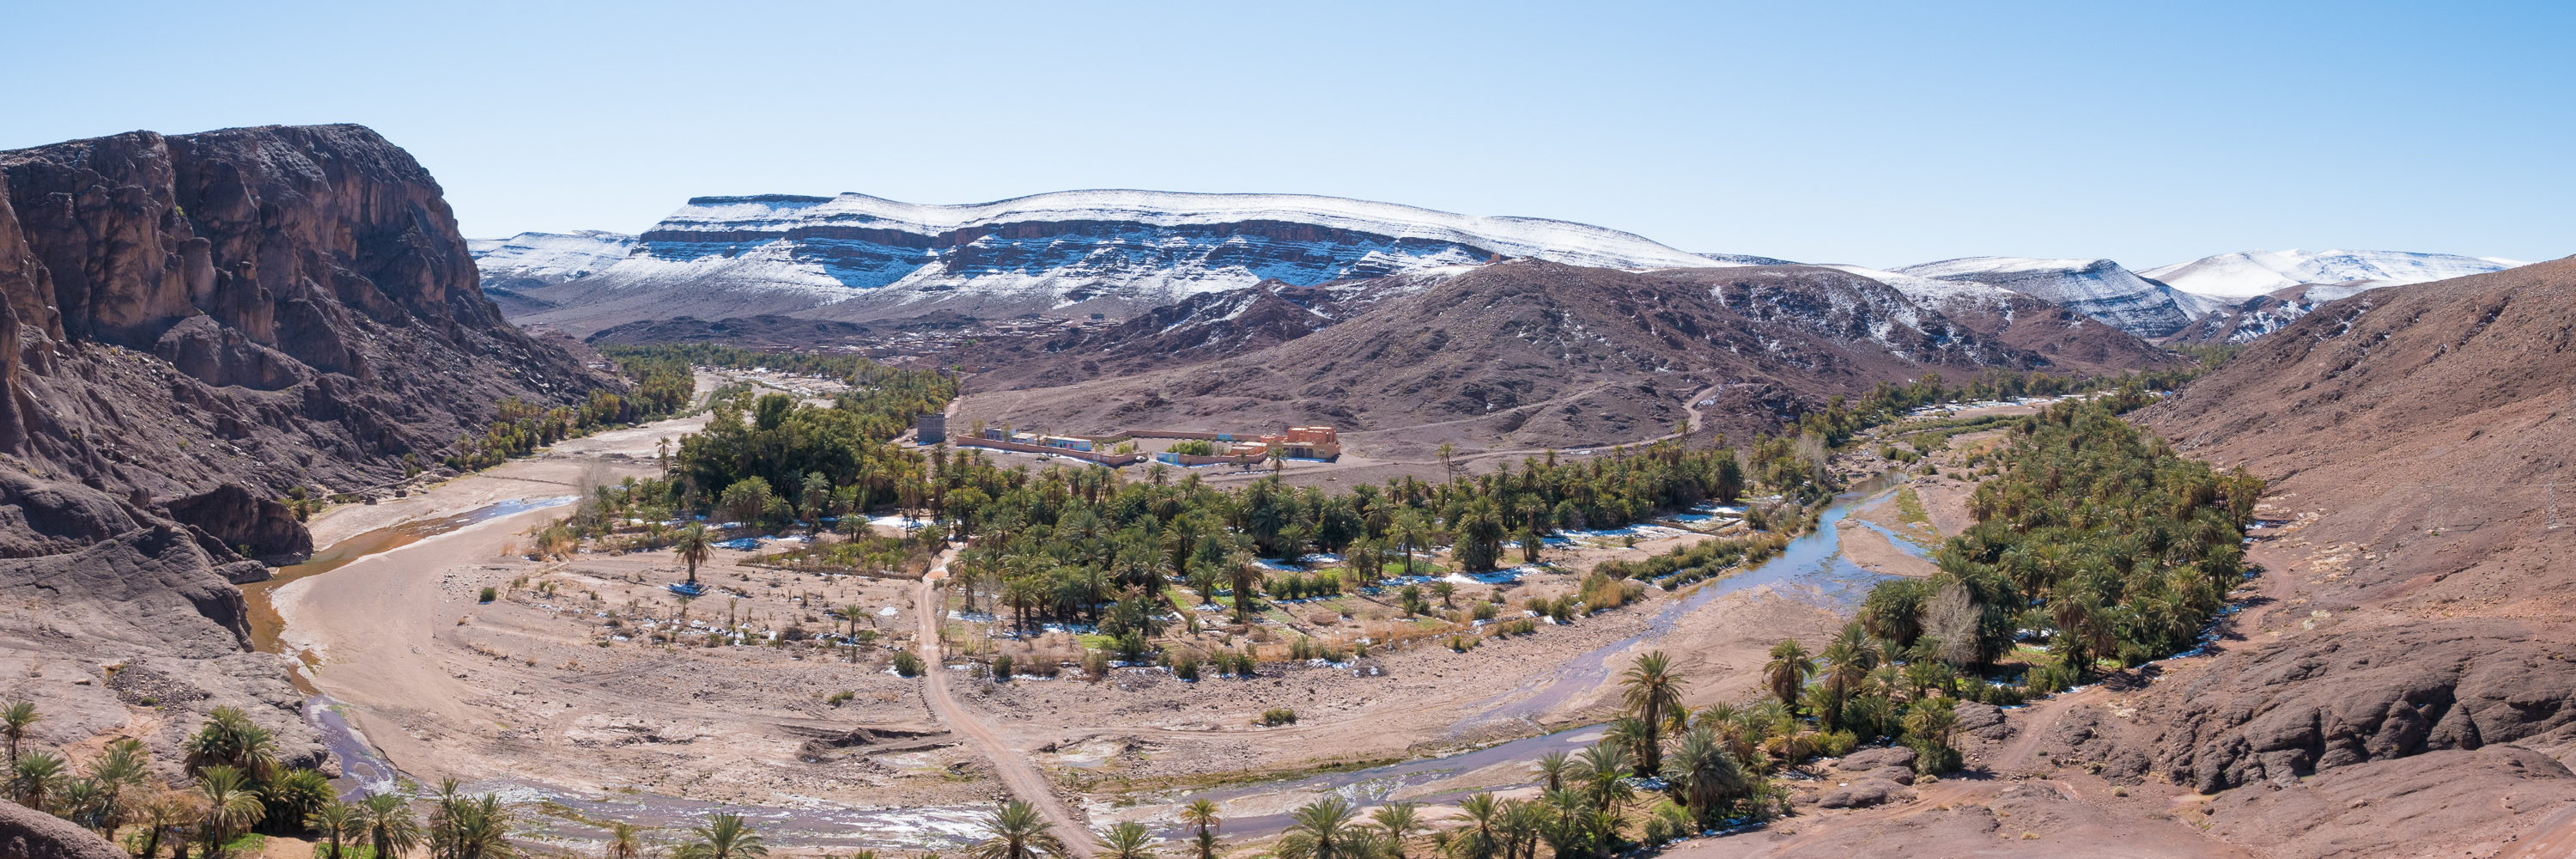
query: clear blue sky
6 1 2568 269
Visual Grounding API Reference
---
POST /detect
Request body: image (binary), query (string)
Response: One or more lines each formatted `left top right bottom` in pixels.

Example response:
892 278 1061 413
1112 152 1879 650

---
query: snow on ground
2141 248 2530 298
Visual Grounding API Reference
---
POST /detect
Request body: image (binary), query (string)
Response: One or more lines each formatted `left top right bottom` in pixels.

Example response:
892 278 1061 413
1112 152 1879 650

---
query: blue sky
5 1 2568 269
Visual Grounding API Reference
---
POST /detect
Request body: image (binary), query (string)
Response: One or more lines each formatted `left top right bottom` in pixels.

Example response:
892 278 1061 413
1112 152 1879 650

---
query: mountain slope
0 124 611 777
1894 256 2215 338
2111 255 2576 855
957 261 2169 456
468 230 635 314
2142 248 2530 299
503 190 1735 334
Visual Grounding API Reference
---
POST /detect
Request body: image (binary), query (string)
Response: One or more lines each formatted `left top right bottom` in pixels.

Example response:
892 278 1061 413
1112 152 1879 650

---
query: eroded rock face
0 125 613 504
163 484 312 564
2151 621 2576 793
0 125 611 782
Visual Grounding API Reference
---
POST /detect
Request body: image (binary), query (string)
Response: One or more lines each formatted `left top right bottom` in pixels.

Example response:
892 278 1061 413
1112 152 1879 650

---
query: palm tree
1619 651 1686 776
267 769 335 835
674 524 714 586
963 801 1063 859
1659 725 1747 830
672 813 767 859
1534 752 1571 793
841 603 868 661
9 750 64 810
431 786 518 859
606 822 647 859
1181 799 1221 838
182 707 278 782
1389 512 1431 576
310 800 364 859
195 765 265 859
1370 801 1426 859
2 699 37 763
1436 442 1458 481
1094 821 1157 859
1226 557 1265 629
1764 640 1814 707
361 793 422 859
1277 797 1359 859
85 738 149 823
1451 794 1502 859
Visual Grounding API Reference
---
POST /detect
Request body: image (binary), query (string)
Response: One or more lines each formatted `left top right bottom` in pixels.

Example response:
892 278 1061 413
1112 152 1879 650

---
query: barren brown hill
0 124 611 784
2037 254 2576 857
957 260 2174 456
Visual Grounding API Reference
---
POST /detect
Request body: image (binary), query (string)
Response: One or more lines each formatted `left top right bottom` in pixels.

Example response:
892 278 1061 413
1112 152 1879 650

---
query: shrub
993 654 1014 680
1084 650 1111 680
1472 601 1498 621
477 587 496 603
1258 708 1297 726
1172 655 1200 680
892 651 924 677
1818 729 1859 758
1447 635 1477 653
827 691 854 706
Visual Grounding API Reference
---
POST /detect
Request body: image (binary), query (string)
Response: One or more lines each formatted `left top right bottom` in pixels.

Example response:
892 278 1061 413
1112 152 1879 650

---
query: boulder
1816 778 1914 809
0 800 128 859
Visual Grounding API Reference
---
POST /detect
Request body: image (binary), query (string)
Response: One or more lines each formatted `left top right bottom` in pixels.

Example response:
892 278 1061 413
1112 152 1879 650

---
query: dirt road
915 550 1097 856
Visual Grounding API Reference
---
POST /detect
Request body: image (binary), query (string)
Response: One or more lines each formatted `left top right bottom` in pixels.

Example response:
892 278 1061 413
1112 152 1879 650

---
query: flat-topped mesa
503 189 1753 333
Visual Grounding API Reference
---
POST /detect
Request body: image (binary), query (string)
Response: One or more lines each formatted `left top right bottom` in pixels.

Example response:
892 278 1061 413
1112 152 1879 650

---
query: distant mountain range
471 189 2537 344
492 190 1731 333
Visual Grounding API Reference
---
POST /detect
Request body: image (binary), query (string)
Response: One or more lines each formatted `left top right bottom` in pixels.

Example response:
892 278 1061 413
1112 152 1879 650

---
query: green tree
309 801 364 859
2 699 38 763
265 769 334 833
1619 651 1686 777
1370 801 1427 859
181 708 278 782
1277 796 1361 859
1763 640 1814 707
194 765 266 859
361 792 423 859
672 813 768 859
963 801 1063 859
674 523 714 586
607 822 647 859
7 750 64 810
1096 821 1157 859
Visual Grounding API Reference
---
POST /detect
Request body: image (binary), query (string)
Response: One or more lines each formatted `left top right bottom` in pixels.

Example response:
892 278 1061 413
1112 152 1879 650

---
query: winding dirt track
914 549 1097 856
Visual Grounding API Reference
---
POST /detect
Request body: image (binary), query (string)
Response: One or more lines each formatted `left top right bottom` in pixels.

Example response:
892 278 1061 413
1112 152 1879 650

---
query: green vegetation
1855 397 2261 694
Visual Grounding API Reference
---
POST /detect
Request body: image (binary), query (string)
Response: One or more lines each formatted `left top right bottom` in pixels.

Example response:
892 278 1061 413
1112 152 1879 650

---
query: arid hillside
0 125 611 784
2096 255 2576 856
957 261 2178 455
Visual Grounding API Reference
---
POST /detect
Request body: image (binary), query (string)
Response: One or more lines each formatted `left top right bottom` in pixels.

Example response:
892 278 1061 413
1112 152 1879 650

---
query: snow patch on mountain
1893 257 2210 338
2142 249 2531 299
467 230 636 288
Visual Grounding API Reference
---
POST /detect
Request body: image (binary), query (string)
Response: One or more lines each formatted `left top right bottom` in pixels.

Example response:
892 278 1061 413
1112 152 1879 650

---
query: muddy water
1141 474 1928 838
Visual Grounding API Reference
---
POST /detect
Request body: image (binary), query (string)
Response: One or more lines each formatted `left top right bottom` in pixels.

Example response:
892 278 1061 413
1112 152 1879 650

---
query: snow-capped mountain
503 190 1734 333
2140 249 2530 298
468 230 637 289
1891 257 2218 339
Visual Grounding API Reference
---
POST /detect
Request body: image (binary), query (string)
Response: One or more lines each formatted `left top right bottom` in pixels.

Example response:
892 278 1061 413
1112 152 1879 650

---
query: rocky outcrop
0 125 610 783
0 799 128 859
163 484 313 564
2151 621 2576 793
0 124 616 509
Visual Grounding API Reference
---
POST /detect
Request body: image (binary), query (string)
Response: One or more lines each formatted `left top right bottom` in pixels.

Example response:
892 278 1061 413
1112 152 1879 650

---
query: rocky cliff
0 124 611 783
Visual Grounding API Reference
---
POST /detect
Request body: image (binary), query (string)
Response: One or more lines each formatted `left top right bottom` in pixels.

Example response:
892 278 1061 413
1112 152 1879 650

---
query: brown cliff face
0 124 608 778
0 125 614 520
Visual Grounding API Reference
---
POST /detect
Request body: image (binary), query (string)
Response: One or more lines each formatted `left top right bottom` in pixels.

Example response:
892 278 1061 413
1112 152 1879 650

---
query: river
271 477 1928 846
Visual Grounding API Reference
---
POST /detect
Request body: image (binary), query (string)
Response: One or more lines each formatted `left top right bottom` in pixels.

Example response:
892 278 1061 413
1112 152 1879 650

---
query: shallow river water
276 478 1929 847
